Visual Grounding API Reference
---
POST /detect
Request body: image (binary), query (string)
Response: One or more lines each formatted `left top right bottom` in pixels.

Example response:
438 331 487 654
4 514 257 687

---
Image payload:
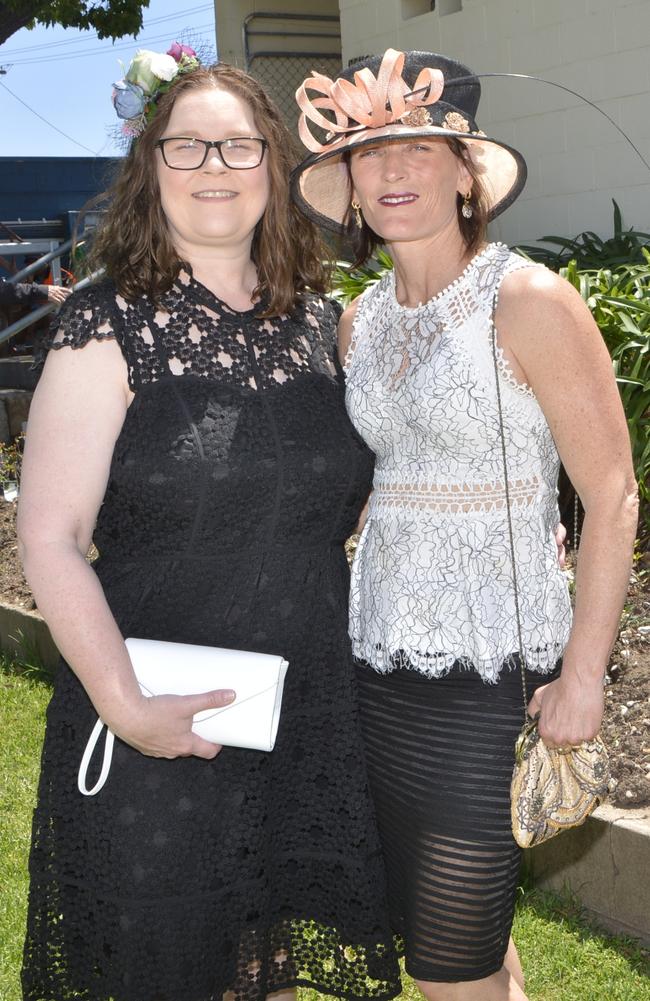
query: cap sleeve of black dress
33 281 125 369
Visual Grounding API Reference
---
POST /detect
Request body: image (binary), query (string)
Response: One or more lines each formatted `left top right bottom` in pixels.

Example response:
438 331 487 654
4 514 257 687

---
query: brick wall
338 0 650 246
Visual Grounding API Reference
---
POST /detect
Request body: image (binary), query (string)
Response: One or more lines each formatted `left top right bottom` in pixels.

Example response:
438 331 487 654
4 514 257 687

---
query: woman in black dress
18 57 400 1001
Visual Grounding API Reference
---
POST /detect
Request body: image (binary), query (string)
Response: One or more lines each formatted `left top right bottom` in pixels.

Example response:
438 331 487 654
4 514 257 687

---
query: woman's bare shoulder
499 264 586 321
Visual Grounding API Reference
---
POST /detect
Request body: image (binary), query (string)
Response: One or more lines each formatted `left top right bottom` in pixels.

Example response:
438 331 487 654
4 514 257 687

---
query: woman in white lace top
293 50 638 1001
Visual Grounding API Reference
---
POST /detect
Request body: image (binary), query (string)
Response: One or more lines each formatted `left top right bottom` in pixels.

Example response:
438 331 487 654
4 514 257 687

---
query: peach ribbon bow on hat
296 48 445 154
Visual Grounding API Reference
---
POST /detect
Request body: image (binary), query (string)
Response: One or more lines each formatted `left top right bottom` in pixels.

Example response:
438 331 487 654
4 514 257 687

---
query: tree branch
0 1 148 47
0 3 40 46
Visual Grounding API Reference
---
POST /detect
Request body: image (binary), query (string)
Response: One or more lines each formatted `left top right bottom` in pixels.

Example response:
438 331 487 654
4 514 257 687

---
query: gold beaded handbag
510 715 610 848
489 294 610 849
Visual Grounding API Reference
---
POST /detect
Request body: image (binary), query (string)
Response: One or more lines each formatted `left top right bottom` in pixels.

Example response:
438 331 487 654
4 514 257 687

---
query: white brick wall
339 0 650 246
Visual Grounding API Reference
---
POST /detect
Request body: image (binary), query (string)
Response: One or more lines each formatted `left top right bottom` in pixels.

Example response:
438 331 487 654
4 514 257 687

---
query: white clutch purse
77 637 289 797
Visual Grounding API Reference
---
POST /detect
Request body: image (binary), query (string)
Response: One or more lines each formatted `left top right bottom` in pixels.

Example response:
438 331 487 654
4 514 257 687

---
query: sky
0 1 217 158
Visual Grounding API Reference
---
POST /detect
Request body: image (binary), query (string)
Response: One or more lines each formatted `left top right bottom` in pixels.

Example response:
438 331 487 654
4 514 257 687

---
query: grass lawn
1 657 649 1001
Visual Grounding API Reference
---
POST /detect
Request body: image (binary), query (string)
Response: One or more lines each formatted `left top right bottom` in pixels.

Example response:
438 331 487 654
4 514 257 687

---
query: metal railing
0 235 102 348
5 235 84 285
242 11 341 69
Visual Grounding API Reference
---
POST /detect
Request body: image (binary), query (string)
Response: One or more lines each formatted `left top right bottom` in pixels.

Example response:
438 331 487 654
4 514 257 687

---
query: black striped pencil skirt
355 658 560 984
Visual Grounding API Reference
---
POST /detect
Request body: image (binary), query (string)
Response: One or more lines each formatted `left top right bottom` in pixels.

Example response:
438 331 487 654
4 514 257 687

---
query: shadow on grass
516 881 650 980
0 647 54 687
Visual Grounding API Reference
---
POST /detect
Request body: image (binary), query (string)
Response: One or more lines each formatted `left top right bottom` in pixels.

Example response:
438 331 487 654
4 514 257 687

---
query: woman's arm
18 339 233 759
497 267 638 747
0 278 49 307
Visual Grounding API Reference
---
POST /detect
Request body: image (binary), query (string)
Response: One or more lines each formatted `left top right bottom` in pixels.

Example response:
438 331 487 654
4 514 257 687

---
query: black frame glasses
155 136 268 170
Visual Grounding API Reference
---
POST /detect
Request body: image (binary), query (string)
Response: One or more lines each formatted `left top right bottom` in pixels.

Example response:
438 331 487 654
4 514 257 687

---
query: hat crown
342 51 481 121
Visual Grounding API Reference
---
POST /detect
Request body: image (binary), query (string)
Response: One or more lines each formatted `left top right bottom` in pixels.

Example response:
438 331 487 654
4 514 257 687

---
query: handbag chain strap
489 289 529 722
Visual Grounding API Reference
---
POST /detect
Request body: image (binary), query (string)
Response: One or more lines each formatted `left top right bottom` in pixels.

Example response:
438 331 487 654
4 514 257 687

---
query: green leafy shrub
0 435 23 485
330 249 394 308
560 255 649 532
517 200 650 270
517 203 649 536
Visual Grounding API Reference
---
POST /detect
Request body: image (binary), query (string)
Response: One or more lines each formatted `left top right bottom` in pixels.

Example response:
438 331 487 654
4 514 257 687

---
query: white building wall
338 0 650 246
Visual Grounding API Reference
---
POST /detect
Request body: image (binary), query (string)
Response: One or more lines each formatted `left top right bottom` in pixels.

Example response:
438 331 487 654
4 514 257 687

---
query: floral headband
112 42 200 138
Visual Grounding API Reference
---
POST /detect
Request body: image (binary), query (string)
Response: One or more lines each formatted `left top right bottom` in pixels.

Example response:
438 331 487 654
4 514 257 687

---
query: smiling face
349 137 472 246
155 85 270 258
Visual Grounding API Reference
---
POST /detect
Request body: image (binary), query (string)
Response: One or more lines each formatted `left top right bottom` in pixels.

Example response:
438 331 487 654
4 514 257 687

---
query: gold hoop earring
461 190 473 219
351 199 363 229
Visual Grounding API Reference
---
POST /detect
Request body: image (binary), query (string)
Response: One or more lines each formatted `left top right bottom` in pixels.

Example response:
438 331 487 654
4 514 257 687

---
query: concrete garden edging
0 598 59 669
1 599 649 946
526 803 650 947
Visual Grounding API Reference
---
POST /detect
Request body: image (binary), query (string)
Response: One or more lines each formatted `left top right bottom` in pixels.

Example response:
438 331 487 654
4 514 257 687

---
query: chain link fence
248 53 341 136
244 12 341 135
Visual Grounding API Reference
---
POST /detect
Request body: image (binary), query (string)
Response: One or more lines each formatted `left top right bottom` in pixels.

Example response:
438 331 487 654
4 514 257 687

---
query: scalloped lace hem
351 639 566 684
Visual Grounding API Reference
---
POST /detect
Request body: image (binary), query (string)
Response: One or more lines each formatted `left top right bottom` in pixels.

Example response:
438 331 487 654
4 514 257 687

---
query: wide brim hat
291 49 527 233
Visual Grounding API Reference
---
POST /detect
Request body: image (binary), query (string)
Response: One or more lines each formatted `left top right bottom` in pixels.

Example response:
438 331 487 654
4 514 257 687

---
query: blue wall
0 157 120 222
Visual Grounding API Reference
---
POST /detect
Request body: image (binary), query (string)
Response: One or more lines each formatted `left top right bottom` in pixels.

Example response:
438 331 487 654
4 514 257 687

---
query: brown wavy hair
342 137 489 267
90 64 330 315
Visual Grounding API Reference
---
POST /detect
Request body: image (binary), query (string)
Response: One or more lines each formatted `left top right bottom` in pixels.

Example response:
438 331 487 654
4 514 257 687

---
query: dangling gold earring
351 199 363 229
461 190 473 219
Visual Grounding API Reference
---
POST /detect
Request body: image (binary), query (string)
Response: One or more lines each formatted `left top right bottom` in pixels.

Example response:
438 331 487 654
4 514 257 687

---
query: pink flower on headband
167 42 197 62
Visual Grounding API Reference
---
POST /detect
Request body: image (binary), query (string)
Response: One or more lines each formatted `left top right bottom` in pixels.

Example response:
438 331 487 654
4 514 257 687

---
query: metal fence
244 13 341 135
248 52 341 135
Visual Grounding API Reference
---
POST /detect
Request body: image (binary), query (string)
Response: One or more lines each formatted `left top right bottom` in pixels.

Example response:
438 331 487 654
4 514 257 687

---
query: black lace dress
22 272 401 1001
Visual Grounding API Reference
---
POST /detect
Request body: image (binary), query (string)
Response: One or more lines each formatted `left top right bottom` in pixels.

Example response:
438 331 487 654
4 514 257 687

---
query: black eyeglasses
155 136 268 170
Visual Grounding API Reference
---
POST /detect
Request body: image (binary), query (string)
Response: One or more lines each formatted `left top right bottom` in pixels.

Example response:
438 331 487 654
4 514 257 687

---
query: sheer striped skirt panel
355 659 559 984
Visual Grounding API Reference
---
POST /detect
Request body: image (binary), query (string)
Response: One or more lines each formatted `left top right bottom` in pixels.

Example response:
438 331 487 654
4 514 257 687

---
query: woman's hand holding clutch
107 688 237 760
527 671 604 750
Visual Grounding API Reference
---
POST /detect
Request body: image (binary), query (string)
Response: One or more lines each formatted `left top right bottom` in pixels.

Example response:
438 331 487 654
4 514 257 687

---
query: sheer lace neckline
390 242 504 315
175 267 266 317
43 277 340 393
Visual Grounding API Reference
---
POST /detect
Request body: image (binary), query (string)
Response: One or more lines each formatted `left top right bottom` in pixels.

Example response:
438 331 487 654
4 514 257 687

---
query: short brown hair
343 137 489 268
90 64 330 315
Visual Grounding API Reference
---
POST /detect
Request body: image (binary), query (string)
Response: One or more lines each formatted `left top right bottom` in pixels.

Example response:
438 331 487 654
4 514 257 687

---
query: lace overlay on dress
373 476 540 515
344 243 572 682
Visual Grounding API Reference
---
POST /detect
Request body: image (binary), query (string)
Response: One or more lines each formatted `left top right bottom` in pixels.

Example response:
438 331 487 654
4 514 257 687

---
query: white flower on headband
125 50 178 94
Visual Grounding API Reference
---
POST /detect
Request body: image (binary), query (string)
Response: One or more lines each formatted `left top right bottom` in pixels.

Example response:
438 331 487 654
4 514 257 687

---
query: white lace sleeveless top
345 242 572 682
